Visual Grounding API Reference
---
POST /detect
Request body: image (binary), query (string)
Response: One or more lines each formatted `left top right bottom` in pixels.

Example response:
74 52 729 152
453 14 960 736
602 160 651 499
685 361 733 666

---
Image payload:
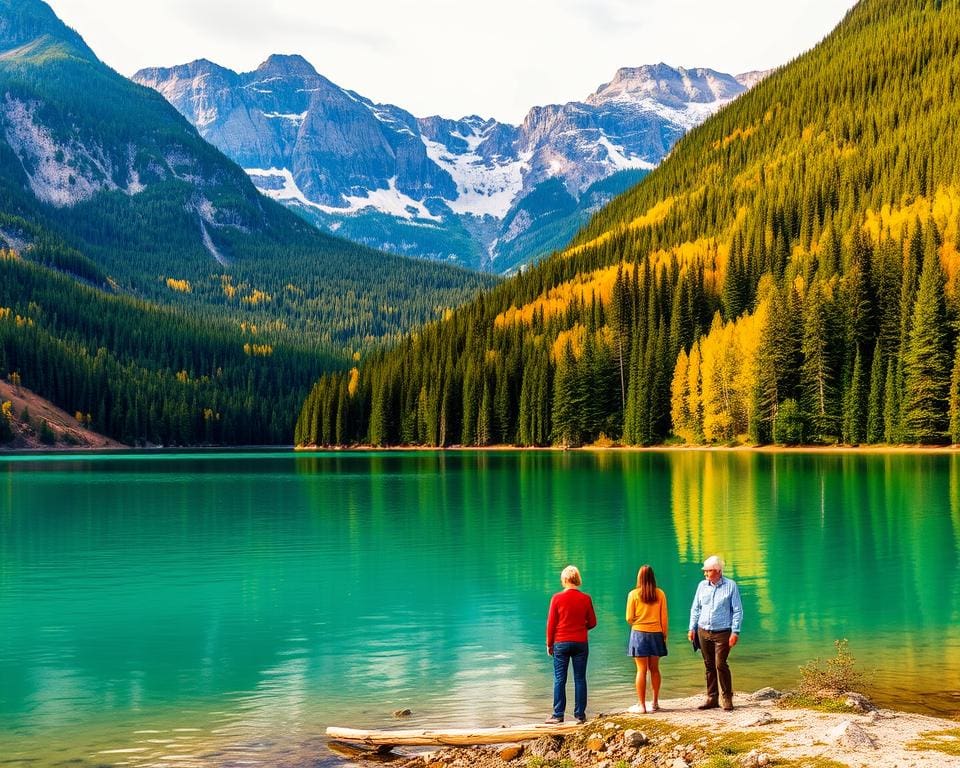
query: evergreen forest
297 0 960 448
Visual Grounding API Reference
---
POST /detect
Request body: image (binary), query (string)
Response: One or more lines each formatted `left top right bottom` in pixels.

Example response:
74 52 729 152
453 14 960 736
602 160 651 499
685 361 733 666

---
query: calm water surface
1 450 959 767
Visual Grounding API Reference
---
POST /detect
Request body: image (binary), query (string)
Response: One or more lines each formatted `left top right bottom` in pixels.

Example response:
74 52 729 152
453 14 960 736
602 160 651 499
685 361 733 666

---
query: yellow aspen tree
687 340 704 442
701 315 732 441
671 347 692 442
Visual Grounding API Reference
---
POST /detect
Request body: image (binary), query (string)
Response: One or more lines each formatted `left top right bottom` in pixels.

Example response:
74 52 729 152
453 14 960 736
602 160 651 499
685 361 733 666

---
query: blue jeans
552 641 589 719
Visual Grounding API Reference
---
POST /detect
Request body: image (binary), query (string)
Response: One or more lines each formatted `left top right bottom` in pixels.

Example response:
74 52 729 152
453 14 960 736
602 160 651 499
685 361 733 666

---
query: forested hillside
0 0 494 446
297 0 960 448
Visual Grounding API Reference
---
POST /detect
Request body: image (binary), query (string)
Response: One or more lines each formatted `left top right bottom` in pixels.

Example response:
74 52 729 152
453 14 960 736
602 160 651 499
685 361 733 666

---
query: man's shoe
721 698 734 711
697 699 719 710
575 715 587 724
544 715 563 724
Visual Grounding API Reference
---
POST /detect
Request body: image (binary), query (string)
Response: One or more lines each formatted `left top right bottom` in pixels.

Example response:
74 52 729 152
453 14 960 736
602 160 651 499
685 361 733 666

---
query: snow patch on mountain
262 111 308 125
596 135 657 171
423 133 529 218
337 177 440 220
247 167 440 221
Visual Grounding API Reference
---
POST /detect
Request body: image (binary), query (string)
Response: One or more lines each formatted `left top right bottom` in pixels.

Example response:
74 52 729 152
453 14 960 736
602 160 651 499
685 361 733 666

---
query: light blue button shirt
689 576 743 634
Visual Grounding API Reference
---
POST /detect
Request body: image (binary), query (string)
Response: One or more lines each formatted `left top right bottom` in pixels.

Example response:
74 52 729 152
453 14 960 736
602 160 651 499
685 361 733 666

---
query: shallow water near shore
1 450 959 767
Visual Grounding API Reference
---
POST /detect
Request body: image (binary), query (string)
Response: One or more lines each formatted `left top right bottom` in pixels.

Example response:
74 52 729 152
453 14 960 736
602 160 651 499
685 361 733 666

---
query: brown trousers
698 628 733 701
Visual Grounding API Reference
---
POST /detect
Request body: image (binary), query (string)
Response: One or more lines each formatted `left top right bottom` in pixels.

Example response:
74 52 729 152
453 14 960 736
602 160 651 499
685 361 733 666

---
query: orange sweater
625 587 668 634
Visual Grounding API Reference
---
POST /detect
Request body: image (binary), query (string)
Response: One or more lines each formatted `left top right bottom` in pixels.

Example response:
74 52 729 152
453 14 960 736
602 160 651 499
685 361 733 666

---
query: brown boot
697 699 719 710
721 698 734 711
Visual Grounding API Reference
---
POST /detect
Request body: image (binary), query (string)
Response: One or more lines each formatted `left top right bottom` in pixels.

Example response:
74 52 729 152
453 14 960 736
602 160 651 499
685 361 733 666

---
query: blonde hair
560 565 582 586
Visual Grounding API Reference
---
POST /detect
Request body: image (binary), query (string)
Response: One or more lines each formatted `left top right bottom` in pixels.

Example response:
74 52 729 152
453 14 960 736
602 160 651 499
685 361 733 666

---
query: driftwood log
326 722 582 747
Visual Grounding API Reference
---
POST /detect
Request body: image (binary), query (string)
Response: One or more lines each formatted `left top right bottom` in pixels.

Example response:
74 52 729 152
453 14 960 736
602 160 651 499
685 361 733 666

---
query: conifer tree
901 244 951 443
866 341 885 443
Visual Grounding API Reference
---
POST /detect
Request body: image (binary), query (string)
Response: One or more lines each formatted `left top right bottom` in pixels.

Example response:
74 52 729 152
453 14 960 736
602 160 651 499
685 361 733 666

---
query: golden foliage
498 237 729 329
495 264 629 328
166 278 192 293
242 289 273 306
2 401 12 420
712 125 758 151
0 248 19 261
551 324 586 362
347 367 360 398
243 343 274 357
0 306 34 327
221 275 238 300
672 300 769 443
564 197 678 258
862 187 960 289
648 238 730 294
175 370 189 383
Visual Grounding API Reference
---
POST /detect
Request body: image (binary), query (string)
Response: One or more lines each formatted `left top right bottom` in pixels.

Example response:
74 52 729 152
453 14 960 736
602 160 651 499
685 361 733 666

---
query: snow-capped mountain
135 58 763 271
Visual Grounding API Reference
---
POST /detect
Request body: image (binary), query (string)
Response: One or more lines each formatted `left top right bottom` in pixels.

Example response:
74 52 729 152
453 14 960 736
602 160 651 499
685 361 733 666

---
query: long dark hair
636 564 658 604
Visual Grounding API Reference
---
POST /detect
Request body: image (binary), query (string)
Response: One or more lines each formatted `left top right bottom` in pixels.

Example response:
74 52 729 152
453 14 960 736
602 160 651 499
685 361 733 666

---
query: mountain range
134 58 764 272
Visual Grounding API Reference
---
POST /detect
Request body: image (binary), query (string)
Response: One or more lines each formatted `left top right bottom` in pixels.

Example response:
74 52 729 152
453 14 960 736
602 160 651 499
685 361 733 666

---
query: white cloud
47 0 857 124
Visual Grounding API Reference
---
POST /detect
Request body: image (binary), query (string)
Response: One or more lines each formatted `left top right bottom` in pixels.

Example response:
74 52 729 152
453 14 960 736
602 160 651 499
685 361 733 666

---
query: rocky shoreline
377 690 960 768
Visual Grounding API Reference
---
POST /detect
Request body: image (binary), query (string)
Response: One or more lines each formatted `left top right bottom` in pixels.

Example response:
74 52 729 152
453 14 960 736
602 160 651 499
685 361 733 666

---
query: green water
1 450 958 766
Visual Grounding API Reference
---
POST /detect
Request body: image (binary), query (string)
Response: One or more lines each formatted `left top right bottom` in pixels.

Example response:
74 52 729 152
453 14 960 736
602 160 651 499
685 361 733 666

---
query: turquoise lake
1 450 959 767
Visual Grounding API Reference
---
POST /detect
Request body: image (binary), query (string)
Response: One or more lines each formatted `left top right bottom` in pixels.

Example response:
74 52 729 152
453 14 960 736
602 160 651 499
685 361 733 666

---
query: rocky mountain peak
256 53 318 78
586 63 744 108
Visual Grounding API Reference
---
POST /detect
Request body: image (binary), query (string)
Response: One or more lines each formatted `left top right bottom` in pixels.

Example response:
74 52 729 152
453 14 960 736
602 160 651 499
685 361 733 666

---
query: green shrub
797 639 865 697
38 419 56 445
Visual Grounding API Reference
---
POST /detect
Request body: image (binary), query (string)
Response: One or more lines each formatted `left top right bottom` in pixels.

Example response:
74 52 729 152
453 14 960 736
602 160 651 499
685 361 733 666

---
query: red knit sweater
546 588 597 646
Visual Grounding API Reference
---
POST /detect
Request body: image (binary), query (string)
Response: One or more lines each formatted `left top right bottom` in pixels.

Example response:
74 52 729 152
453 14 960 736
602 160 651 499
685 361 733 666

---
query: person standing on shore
687 555 743 711
625 564 668 714
545 565 597 724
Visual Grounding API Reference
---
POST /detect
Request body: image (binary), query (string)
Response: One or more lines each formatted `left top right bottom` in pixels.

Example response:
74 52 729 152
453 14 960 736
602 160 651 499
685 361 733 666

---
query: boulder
622 729 648 748
739 749 771 767
586 733 607 751
742 711 775 727
393 708 412 718
528 735 564 758
827 720 877 749
749 687 782 701
497 744 524 761
844 692 876 712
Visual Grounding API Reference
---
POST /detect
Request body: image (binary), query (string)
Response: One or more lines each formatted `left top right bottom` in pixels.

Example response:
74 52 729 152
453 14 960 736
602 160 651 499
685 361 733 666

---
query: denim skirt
627 630 668 657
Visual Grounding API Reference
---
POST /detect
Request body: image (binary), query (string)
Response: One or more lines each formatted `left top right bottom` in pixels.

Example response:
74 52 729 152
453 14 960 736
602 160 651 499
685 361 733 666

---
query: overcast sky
46 0 859 124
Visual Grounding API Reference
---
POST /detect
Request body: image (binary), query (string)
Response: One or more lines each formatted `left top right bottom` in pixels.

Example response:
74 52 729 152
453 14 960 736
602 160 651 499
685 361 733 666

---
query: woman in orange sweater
625 564 668 713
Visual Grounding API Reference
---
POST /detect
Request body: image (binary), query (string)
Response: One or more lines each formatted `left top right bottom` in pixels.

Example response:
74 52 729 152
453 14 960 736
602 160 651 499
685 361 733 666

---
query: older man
687 555 743 711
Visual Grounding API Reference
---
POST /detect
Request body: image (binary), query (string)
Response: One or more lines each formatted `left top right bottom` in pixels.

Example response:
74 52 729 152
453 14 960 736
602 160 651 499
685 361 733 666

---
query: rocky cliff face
135 58 763 271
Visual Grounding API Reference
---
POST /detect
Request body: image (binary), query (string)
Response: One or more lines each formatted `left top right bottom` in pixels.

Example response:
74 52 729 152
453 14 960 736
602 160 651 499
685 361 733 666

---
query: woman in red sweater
545 565 597 724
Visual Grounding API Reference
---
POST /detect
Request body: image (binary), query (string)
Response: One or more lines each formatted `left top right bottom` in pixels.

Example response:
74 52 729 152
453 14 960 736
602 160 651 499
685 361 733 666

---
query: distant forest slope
298 0 960 448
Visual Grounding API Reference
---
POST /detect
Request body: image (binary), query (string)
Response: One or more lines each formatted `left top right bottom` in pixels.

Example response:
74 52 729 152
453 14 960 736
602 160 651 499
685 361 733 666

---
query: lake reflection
0 450 958 767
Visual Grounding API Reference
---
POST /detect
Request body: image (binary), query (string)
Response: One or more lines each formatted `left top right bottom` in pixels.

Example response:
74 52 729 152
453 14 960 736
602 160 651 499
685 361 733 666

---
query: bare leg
649 656 661 710
634 657 649 711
